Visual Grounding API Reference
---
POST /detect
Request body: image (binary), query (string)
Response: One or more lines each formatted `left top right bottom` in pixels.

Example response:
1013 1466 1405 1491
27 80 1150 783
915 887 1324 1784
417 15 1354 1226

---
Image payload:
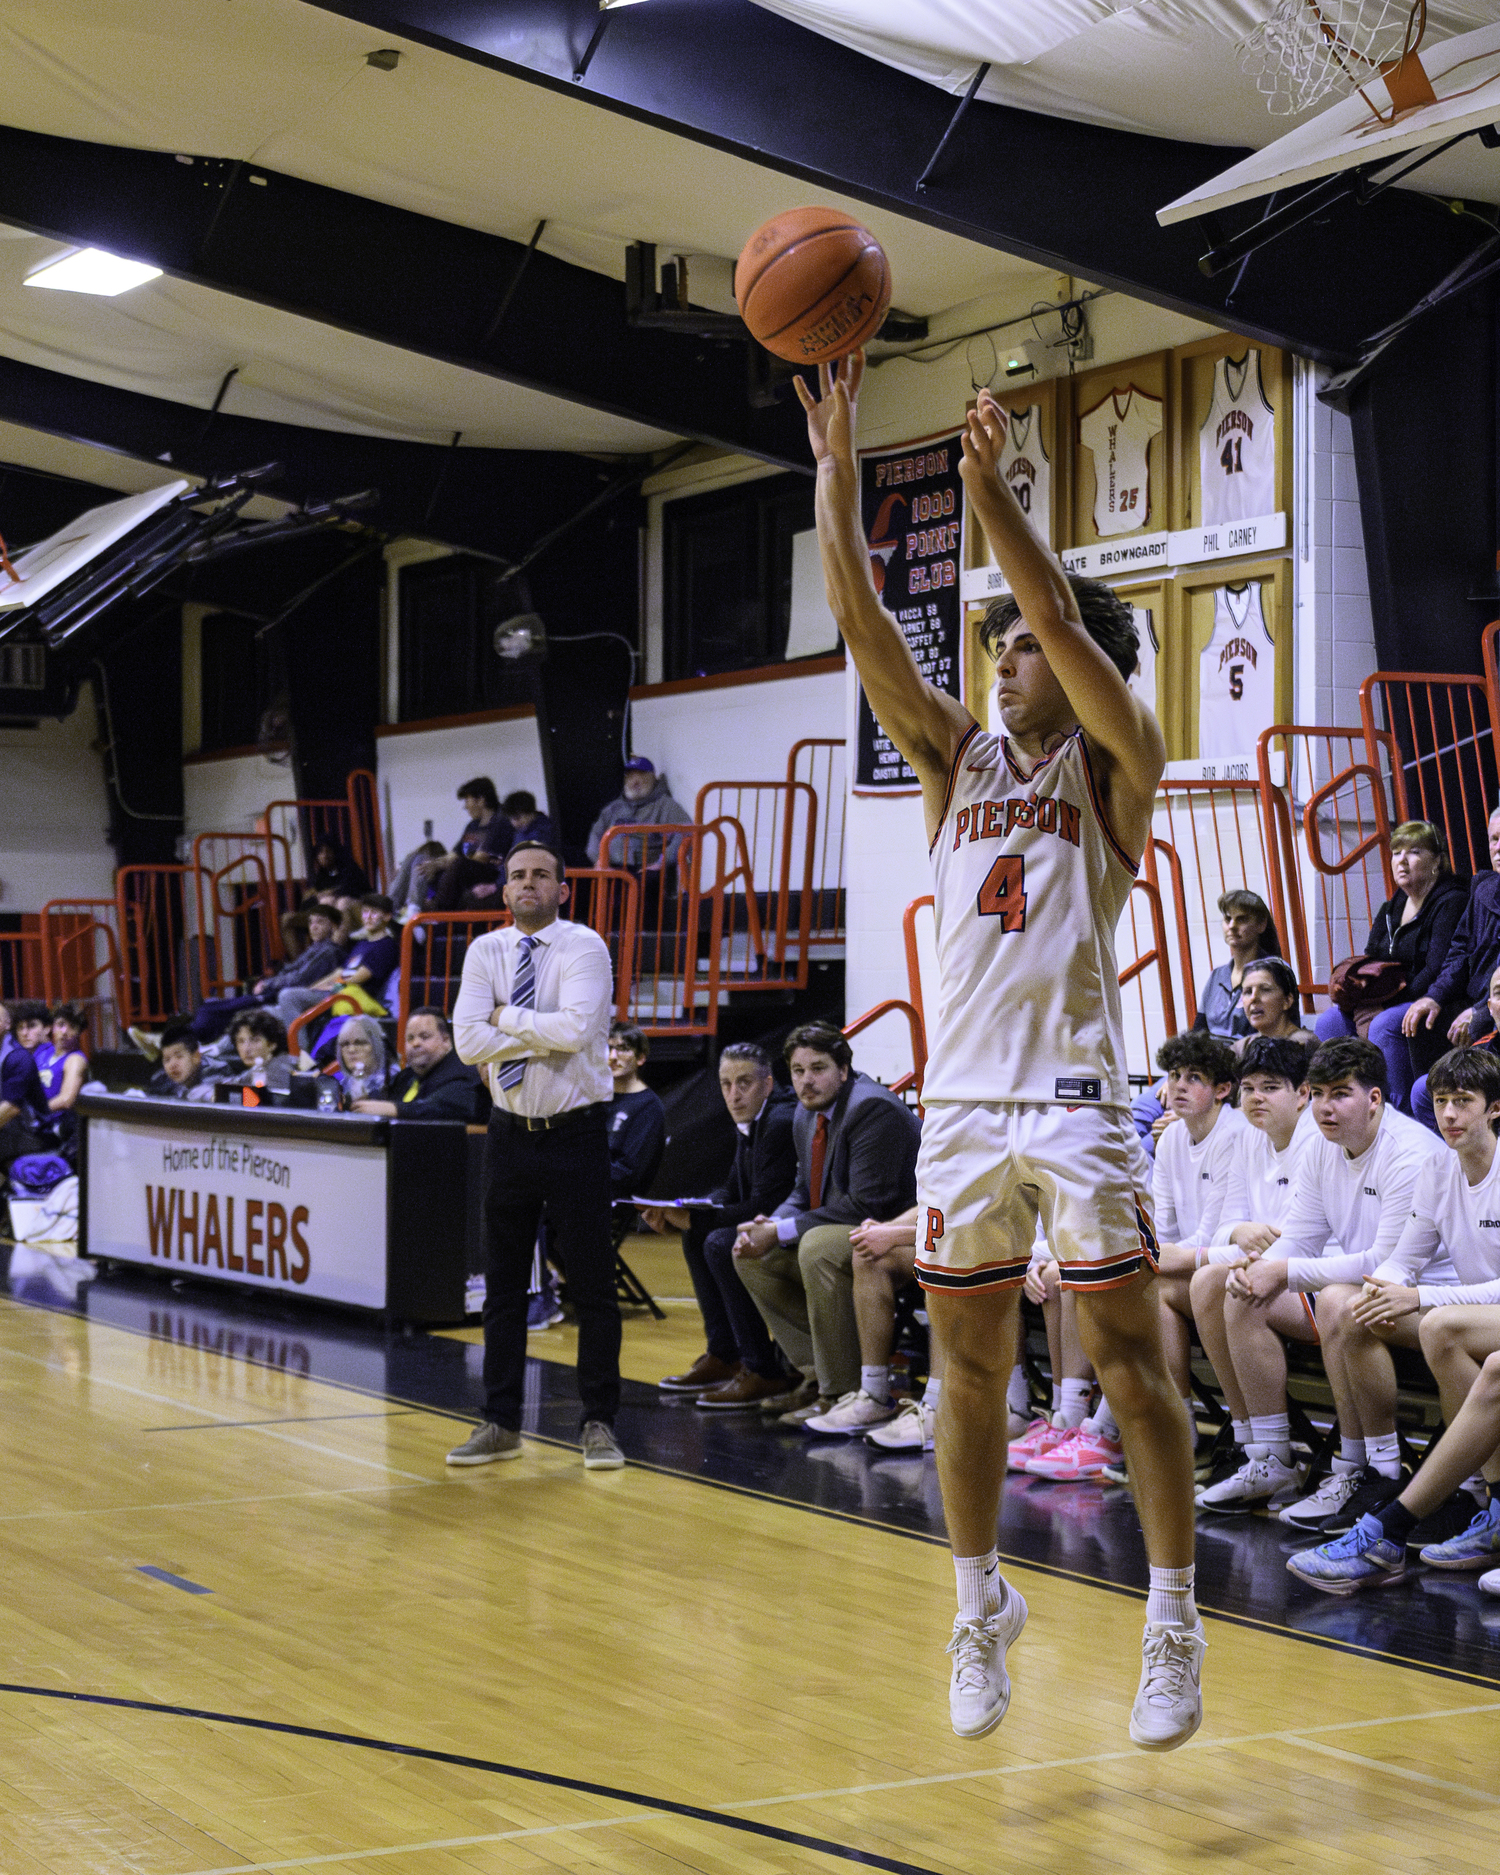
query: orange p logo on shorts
923 1206 945 1258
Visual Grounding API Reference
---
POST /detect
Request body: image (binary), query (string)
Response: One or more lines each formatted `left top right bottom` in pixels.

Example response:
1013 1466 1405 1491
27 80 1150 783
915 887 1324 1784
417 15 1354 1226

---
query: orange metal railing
1117 873 1180 1082
40 898 123 1047
695 780 816 988
347 768 387 890
1360 671 1495 880
602 823 726 1037
788 737 846 945
0 926 43 1001
117 865 190 1026
191 835 284 997
843 998 927 1100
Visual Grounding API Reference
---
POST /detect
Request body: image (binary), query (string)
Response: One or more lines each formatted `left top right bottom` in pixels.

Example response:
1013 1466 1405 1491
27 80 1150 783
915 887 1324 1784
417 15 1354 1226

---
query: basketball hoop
1239 0 1430 118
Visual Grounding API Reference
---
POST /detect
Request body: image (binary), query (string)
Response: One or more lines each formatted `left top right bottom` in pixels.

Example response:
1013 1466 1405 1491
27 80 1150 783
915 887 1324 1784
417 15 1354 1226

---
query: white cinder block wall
376 714 548 873
0 686 115 911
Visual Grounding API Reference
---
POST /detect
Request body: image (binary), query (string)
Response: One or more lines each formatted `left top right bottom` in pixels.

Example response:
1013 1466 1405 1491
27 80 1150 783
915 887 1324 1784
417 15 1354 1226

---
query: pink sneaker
1025 1425 1123 1480
1007 1416 1066 1472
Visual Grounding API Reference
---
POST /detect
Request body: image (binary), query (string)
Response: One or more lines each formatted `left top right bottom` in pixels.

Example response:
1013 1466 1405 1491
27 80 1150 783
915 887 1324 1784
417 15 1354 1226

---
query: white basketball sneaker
1129 1622 1206 1750
865 1397 935 1450
947 1587 1029 1738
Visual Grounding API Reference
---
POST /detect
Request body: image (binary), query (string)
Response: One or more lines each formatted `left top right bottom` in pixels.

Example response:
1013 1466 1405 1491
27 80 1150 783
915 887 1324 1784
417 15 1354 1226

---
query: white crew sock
1058 1378 1092 1428
1006 1363 1030 1418
1231 1418 1251 1449
923 1374 942 1407
954 1549 1004 1621
1249 1413 1292 1464
1145 1564 1197 1629
1050 1381 1064 1416
1366 1431 1402 1479
1462 1472 1488 1504
861 1365 891 1404
1338 1437 1367 1470
1084 1398 1120 1442
1182 1396 1198 1440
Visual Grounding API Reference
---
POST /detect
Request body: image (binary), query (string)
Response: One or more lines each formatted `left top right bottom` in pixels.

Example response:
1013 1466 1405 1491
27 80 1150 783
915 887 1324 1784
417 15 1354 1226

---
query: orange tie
809 1112 829 1209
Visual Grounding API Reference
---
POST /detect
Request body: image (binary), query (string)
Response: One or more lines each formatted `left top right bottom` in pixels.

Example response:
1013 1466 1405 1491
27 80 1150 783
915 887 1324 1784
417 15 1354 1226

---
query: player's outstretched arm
796 355 971 800
960 390 1165 838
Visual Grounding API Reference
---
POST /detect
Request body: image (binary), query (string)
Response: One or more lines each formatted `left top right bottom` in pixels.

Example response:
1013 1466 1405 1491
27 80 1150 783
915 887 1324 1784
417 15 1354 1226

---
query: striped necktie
496 934 536 1091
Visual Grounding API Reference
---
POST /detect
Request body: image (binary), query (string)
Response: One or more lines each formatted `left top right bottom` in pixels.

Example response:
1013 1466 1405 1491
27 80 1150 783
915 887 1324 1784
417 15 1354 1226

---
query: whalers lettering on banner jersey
1078 387 1162 537
997 404 1052 545
1199 352 1276 526
923 727 1137 1108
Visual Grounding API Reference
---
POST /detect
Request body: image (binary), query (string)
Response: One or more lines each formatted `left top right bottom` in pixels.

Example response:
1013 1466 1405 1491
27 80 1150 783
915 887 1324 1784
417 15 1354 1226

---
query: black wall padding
278 551 385 803
92 602 183 867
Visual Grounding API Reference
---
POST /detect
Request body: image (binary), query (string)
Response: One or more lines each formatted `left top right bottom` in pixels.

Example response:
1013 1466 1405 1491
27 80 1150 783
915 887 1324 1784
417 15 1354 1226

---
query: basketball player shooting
797 356 1203 1750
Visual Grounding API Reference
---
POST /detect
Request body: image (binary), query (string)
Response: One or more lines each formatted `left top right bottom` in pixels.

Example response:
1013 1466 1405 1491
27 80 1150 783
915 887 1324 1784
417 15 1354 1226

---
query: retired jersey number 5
977 853 1027 931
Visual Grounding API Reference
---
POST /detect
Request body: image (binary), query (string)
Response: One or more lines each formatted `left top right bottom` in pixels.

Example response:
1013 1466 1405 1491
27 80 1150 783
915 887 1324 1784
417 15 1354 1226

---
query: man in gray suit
732 1022 921 1424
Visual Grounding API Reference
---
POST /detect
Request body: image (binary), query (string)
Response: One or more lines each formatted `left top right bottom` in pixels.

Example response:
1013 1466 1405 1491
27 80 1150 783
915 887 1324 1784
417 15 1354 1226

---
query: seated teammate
1187 1036 1316 1511
1150 1034 1245 1425
1285 1048 1500 1592
1010 1247 1106 1476
1220 1039 1444 1535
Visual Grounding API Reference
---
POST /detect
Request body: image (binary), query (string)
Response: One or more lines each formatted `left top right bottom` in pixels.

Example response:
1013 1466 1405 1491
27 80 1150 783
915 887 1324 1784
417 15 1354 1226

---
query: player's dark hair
505 840 566 882
1426 1046 1500 1128
610 1020 649 1062
1156 1031 1239 1094
407 1005 452 1039
457 776 500 811
783 1021 853 1072
230 1009 289 1056
978 577 1139 684
720 1041 773 1076
1306 1037 1388 1100
502 790 538 817
7 998 49 1029
1238 1036 1312 1089
159 1024 199 1055
359 893 396 917
50 1001 90 1034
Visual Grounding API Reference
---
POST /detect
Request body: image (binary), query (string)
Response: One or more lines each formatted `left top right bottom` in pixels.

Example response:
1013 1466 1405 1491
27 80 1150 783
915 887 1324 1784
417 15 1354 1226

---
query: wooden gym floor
0 1239 1495 1873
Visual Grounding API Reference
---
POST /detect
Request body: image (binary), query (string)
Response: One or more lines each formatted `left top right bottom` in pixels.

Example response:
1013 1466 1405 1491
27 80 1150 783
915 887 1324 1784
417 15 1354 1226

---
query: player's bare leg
1188 1264 1245 1422
1075 1276 1205 1750
1154 1270 1196 1398
927 1284 1029 1739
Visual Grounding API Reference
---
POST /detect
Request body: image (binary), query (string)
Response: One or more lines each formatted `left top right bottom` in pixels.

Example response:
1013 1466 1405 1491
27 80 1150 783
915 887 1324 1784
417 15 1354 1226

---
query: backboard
1158 17 1500 225
0 480 190 612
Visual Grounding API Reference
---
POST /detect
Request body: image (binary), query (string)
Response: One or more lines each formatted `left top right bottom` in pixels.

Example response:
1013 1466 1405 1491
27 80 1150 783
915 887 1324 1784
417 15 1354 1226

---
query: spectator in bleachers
0 1001 47 1173
192 901 347 1044
351 1008 487 1121
391 840 448 918
1287 1046 1500 1591
34 1003 90 1143
330 1015 390 1104
605 1022 666 1205
1403 805 1500 1080
1315 821 1466 1112
653 1042 801 1408
223 1011 298 1094
731 1023 921 1426
586 757 690 870
1220 1039 1443 1537
1185 1037 1317 1510
427 778 514 911
275 894 399 1033
1196 890 1282 1040
1233 958 1316 1057
503 791 558 854
145 1025 225 1101
310 837 370 913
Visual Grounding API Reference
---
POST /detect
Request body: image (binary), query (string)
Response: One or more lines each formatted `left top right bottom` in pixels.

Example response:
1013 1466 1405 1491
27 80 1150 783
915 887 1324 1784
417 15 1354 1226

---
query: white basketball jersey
1199 582 1276 760
1128 606 1158 717
1078 388 1162 537
1199 352 1276 526
925 727 1137 1108
998 404 1052 546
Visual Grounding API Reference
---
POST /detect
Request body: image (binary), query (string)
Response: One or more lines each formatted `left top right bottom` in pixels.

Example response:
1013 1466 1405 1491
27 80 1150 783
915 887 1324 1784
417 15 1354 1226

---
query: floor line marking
138 1565 212 1595
0 1482 432 1525
175 1809 673 1874
1291 1737 1500 1805
0 1349 434 1482
716 1700 1500 1807
143 1412 422 1433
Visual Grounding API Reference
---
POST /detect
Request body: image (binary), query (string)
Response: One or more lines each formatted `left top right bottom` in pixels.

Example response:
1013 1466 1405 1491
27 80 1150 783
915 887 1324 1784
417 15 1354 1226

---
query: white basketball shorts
915 1100 1158 1297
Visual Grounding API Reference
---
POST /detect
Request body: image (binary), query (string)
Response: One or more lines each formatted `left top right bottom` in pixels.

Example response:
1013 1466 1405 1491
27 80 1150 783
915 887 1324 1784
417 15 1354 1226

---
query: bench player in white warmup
798 358 1202 1751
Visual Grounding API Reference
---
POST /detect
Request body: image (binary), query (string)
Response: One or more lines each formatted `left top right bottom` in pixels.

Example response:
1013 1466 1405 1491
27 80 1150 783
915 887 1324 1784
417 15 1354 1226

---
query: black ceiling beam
0 353 637 562
0 124 808 467
305 0 1481 364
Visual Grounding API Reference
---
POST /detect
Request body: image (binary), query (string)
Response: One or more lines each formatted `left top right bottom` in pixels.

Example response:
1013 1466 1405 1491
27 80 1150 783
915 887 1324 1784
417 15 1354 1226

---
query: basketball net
1239 0 1434 119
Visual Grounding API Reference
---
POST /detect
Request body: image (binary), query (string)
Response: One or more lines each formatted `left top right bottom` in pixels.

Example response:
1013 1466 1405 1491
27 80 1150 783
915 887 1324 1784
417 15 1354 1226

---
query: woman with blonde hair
1316 819 1466 1111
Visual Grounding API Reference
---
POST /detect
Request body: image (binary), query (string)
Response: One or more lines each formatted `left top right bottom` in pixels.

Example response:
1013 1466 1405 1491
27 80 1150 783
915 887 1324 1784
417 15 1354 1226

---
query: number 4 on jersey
977 854 1027 931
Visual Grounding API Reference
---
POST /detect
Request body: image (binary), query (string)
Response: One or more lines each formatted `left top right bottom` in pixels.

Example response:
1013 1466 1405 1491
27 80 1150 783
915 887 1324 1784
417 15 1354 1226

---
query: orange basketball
735 208 892 365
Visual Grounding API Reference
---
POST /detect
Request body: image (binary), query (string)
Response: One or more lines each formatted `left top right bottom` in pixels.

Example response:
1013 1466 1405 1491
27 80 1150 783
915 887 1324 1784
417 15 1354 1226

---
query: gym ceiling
0 0 1495 563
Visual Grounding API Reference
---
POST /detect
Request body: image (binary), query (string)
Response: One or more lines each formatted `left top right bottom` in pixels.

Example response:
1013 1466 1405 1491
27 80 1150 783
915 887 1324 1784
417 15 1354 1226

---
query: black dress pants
481 1105 621 1430
687 1215 785 1381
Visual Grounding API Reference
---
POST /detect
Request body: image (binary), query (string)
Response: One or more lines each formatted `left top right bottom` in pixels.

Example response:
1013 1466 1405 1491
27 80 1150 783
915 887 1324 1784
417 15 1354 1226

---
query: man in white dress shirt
445 841 626 1471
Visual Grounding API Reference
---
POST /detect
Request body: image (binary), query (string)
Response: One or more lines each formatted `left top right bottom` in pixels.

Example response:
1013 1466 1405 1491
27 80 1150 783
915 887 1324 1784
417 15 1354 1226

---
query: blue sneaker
1420 1497 1500 1571
1287 1513 1407 1596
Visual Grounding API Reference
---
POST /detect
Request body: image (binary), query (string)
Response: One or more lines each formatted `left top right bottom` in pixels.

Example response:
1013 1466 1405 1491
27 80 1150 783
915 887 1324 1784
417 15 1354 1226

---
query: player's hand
1023 1259 1058 1306
1402 996 1440 1037
1228 1258 1287 1304
1448 1008 1475 1043
959 389 1006 489
1231 1221 1281 1256
1352 1280 1420 1327
794 353 864 475
1151 1110 1179 1143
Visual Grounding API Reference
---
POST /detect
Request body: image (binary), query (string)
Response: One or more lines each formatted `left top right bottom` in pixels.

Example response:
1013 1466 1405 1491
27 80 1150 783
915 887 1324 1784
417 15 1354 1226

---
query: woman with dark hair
1317 819 1467 1112
1232 958 1316 1056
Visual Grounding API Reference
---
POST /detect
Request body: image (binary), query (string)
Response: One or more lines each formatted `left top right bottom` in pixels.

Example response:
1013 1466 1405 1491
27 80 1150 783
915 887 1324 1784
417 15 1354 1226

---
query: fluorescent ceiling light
24 247 163 297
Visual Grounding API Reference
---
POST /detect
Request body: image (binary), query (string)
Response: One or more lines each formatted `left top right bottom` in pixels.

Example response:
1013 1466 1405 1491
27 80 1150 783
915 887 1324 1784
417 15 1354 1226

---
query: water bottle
316 1078 341 1112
